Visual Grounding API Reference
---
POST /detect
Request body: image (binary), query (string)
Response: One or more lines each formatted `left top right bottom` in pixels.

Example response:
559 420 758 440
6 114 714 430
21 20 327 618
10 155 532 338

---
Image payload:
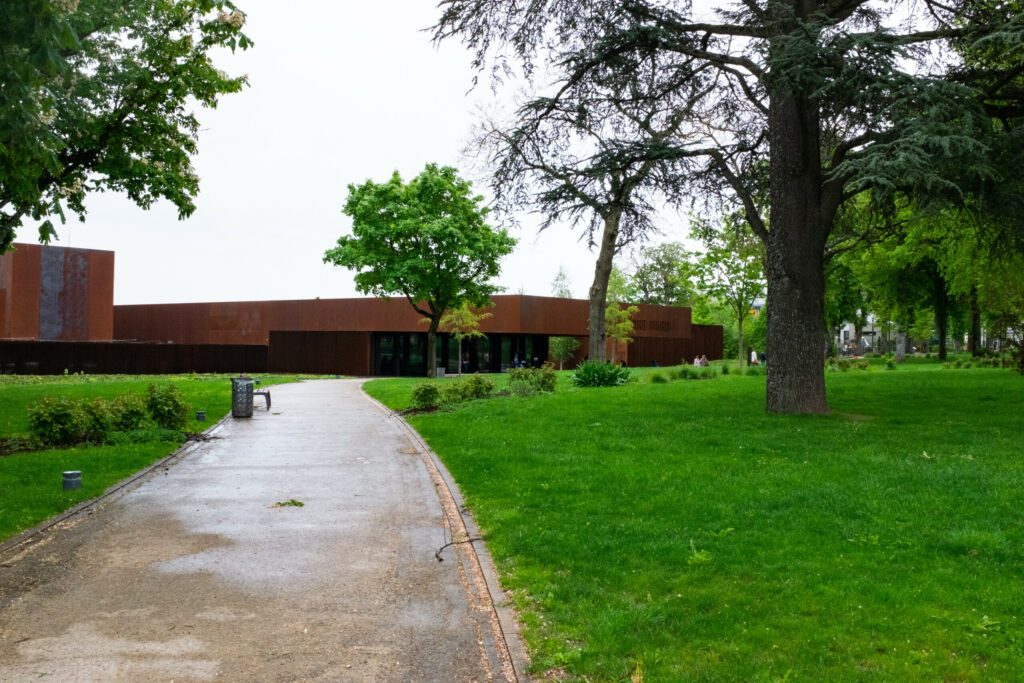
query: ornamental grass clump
570 360 631 387
674 365 718 380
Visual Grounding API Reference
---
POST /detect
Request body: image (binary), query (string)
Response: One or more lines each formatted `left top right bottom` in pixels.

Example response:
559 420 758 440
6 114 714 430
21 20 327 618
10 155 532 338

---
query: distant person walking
749 347 759 365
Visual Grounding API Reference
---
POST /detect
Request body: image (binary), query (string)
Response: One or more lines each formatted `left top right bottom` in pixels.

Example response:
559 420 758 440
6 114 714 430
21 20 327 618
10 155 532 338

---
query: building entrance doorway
372 333 426 376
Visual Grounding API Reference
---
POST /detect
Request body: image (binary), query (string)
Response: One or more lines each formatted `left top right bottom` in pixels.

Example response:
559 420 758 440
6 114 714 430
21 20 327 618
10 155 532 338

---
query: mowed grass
0 374 306 541
365 367 1024 681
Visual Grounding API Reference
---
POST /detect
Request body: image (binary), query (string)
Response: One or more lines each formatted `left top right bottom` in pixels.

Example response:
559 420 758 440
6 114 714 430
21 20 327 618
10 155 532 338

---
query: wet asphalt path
0 379 506 681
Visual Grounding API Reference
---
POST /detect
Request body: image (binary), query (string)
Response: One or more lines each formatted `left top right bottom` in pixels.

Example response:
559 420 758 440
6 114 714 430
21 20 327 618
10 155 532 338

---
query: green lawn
365 364 1024 681
0 374 308 541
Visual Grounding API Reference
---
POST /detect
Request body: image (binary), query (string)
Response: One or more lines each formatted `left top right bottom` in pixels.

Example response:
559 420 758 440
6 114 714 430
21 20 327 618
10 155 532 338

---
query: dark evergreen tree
436 0 1022 412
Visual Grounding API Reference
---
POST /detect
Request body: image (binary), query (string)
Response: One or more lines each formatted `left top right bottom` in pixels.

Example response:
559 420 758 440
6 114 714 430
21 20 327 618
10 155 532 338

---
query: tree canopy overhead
436 0 1023 413
0 0 252 251
324 163 516 377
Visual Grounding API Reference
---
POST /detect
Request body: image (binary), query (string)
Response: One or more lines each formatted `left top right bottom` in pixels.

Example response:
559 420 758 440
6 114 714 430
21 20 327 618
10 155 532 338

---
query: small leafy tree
325 164 515 377
978 254 1024 374
551 266 573 298
549 336 581 370
605 303 639 363
438 302 492 375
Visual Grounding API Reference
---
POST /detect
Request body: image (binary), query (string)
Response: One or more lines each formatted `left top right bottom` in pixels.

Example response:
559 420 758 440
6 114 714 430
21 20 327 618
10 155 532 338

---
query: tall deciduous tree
695 219 766 368
630 242 697 307
471 57 704 362
0 0 251 250
436 0 1021 413
324 164 515 378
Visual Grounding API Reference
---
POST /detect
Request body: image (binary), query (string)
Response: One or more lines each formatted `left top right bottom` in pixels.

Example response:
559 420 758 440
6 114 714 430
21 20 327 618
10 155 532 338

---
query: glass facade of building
371 332 550 376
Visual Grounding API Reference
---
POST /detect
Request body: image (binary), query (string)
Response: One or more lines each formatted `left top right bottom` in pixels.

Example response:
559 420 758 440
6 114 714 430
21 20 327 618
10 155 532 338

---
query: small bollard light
63 470 82 491
196 410 207 422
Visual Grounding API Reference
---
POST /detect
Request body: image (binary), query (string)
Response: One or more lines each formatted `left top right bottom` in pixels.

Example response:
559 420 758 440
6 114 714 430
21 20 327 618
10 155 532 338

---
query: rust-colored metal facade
0 244 722 376
0 243 113 341
112 294 721 375
692 324 724 361
114 295 691 344
268 331 371 376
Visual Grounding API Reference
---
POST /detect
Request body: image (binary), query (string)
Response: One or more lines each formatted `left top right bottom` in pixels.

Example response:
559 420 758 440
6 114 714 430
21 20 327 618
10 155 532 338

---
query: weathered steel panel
86 249 115 340
39 246 92 340
0 340 268 375
692 324 724 361
268 331 371 375
38 247 62 339
629 337 695 367
0 243 114 341
516 295 585 335
9 244 41 339
0 250 9 338
114 295 721 370
115 295 698 344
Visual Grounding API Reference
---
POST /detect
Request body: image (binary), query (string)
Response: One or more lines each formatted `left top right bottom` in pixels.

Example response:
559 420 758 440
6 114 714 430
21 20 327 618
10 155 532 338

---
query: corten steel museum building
1 244 722 376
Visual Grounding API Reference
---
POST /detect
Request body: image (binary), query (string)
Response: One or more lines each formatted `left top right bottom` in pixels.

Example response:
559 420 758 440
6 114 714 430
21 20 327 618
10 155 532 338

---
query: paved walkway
0 380 517 682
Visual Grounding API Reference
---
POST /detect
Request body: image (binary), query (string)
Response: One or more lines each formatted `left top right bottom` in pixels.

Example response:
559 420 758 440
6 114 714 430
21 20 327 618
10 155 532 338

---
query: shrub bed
508 365 557 395
26 383 192 447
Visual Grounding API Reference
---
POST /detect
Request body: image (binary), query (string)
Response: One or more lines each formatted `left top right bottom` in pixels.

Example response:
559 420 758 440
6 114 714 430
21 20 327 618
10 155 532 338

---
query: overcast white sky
55 0 695 305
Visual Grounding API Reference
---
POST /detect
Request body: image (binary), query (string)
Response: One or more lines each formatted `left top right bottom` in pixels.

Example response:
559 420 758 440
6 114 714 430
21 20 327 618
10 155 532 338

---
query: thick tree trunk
969 287 982 356
764 81 829 414
426 319 439 378
587 209 621 363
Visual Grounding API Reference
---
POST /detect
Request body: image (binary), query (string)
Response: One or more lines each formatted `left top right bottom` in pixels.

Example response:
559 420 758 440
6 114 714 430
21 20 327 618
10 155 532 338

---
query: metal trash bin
231 377 254 418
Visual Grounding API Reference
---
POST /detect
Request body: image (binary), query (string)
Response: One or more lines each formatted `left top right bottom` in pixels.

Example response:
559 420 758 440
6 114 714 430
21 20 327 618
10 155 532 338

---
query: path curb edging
361 387 532 683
